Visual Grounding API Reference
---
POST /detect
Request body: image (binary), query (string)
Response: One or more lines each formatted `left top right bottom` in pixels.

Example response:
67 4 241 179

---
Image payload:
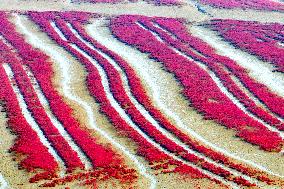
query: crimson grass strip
68 17 279 184
110 15 283 152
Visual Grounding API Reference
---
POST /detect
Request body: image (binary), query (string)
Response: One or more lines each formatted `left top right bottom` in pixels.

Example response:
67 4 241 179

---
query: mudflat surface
0 0 284 188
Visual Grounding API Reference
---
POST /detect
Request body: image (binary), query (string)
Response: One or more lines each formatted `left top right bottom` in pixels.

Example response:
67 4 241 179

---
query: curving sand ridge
14 14 157 189
0 31 96 171
228 73 284 124
66 37 237 188
23 66 93 170
33 13 252 187
64 20 268 187
14 13 229 189
2 63 66 177
0 0 283 188
86 18 284 178
190 25 284 98
86 19 284 178
151 22 284 124
136 21 284 143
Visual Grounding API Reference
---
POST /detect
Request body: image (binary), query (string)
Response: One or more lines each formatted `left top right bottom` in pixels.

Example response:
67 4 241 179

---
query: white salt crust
190 26 284 98
24 66 93 170
3 63 66 177
1 27 93 171
0 173 9 189
152 22 284 124
87 18 284 178
66 22 264 186
15 14 157 189
136 22 284 141
51 20 239 188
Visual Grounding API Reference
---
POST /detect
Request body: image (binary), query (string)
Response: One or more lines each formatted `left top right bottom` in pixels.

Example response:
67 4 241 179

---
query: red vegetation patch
29 11 211 181
28 11 282 187
110 15 283 152
0 11 136 187
198 0 284 11
41 167 137 188
209 19 284 73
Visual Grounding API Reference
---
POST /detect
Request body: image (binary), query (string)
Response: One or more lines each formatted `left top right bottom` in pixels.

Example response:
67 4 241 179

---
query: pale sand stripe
137 22 284 141
51 22 68 41
153 22 284 129
69 42 240 189
1 27 92 170
15 14 157 189
3 63 66 177
24 66 93 170
67 22 262 186
0 173 9 189
190 25 284 98
190 25 284 122
86 19 284 178
230 73 284 123
51 21 242 188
